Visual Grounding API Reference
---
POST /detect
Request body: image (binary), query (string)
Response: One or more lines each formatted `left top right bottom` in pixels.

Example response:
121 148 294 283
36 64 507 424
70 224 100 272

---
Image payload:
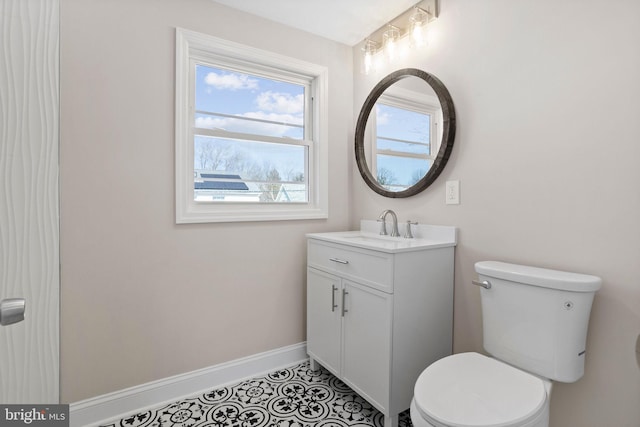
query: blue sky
192 64 432 188
376 103 430 152
375 103 431 187
193 64 306 180
195 65 304 137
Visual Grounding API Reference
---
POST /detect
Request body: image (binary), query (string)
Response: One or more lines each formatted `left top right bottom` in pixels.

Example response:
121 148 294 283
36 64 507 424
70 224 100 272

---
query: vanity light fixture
360 0 436 74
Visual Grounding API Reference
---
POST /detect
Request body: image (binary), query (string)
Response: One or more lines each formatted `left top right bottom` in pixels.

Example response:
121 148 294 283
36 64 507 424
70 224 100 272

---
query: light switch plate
446 180 460 205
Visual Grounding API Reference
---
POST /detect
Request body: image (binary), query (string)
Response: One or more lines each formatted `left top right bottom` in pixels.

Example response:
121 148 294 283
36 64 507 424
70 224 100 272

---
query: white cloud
204 72 259 91
195 116 226 129
256 91 304 114
377 109 390 126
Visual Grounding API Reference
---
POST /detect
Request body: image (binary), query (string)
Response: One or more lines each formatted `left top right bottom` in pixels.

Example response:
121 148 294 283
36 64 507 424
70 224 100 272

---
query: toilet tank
475 261 601 383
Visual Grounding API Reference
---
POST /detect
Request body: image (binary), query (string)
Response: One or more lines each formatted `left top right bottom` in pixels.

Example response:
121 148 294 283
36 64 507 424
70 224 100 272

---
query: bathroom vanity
306 221 456 427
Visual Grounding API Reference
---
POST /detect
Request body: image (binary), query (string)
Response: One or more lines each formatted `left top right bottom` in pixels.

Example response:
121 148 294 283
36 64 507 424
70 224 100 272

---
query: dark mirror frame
355 68 456 198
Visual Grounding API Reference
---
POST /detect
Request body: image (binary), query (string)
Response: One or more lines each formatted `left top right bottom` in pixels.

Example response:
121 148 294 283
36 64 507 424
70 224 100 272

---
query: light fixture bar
360 0 438 74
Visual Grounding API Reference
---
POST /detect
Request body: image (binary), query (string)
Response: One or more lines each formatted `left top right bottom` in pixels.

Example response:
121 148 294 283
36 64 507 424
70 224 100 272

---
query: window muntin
193 64 309 203
371 101 436 191
376 103 430 155
175 28 328 223
194 65 305 140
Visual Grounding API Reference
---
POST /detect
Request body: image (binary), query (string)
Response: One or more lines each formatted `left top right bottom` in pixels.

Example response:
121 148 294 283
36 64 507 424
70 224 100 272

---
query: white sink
307 220 457 253
342 234 398 243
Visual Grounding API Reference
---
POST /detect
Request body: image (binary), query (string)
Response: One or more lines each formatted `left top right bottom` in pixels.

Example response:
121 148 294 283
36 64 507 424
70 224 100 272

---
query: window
369 91 441 192
175 29 328 223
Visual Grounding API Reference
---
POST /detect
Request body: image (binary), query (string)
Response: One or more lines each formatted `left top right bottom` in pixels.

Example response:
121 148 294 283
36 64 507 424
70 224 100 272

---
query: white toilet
410 261 601 427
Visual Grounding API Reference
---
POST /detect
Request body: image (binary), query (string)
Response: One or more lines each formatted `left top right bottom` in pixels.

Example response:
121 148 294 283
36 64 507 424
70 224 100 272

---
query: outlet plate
446 180 460 205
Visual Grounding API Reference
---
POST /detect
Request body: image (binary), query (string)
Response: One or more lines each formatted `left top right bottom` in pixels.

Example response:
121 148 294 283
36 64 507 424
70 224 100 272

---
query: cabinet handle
331 285 338 312
329 257 349 264
341 289 349 317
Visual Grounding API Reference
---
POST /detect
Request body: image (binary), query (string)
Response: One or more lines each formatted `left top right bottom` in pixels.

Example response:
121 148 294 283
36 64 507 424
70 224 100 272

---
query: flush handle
0 298 26 326
472 280 492 290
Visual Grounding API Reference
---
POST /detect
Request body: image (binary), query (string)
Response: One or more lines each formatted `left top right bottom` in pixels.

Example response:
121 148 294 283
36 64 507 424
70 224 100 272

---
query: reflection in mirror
364 76 442 192
355 69 455 198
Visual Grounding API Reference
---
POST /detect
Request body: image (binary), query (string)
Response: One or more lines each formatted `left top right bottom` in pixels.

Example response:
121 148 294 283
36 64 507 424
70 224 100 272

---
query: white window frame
175 28 328 223
368 88 441 190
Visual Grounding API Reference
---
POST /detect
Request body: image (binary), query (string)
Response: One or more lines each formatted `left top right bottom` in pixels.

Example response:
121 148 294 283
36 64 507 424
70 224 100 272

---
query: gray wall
59 0 640 425
351 1 640 426
60 0 353 402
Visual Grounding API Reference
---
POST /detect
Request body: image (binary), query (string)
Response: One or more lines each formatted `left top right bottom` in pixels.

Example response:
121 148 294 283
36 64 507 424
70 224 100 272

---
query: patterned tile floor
101 361 412 427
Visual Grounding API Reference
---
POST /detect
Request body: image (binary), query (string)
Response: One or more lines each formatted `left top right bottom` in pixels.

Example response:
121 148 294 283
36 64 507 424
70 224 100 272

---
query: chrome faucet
404 220 418 239
378 209 400 237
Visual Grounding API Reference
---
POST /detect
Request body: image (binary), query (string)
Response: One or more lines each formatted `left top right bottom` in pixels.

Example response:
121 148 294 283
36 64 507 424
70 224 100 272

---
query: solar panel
196 173 249 191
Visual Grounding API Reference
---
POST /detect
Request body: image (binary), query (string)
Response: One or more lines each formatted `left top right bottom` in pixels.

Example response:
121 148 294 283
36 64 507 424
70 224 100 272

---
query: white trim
69 342 308 427
175 28 329 224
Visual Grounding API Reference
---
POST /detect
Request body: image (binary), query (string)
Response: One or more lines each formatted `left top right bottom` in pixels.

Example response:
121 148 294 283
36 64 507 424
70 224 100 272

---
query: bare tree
197 142 214 169
197 140 231 171
377 167 396 186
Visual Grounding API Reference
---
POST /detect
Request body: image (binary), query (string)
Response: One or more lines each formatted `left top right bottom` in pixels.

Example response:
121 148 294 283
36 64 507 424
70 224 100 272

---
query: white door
341 280 392 411
0 0 60 403
306 268 342 376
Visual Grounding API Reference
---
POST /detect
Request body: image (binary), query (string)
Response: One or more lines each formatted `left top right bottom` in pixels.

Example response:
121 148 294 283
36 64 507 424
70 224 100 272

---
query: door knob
0 298 26 326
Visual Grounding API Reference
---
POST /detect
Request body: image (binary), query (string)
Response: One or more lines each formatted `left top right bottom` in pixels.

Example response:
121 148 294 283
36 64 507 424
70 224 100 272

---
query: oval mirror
355 68 456 198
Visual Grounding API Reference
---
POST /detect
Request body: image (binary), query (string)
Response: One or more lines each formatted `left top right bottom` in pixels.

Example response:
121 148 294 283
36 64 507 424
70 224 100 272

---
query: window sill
176 204 328 224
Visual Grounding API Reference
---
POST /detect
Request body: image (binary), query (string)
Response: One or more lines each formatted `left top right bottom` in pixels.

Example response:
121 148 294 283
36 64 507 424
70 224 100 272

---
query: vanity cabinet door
341 280 392 412
306 267 342 376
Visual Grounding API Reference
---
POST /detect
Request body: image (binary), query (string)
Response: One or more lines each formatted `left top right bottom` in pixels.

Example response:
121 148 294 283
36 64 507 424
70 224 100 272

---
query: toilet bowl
410 352 551 427
410 261 601 427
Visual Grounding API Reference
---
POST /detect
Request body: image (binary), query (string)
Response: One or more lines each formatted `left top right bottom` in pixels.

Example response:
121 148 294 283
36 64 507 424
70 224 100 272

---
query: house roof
195 173 249 191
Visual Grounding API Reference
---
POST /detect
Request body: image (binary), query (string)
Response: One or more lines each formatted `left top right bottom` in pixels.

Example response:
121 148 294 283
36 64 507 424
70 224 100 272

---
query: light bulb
410 7 430 47
362 39 378 74
412 24 425 47
383 25 400 62
364 51 373 74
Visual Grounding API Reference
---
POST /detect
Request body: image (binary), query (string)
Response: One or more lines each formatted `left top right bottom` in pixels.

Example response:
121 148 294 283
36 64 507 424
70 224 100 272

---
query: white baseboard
70 342 308 427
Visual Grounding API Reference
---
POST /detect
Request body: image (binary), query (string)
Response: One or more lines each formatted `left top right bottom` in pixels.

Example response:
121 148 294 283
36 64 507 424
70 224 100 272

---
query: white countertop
307 220 457 254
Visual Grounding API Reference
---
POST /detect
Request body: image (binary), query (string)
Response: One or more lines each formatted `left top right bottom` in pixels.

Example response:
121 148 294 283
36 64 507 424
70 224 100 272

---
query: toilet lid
414 352 547 427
